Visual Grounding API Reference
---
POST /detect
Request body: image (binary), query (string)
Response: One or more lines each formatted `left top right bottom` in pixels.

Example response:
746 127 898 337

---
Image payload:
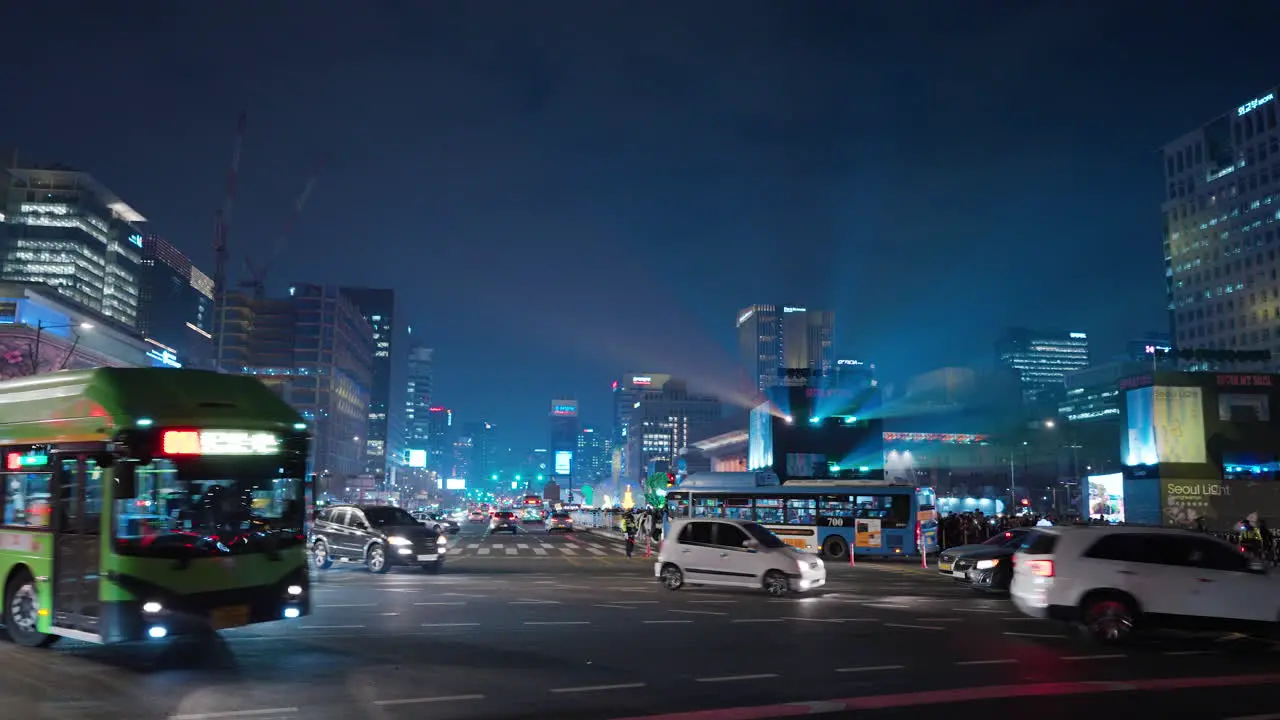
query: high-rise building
137 234 214 369
403 343 434 453
996 327 1091 409
549 399 580 494
624 378 722 485
0 163 145 327
576 427 610 485
219 284 375 484
426 406 452 475
463 421 498 488
340 288 395 476
737 304 835 393
1164 85 1279 356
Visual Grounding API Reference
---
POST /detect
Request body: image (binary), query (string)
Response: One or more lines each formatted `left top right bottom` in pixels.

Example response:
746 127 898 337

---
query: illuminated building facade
426 406 452 475
996 327 1091 409
0 164 145 327
737 304 834 393
340 287 395 476
624 380 721 485
404 341 434 455
576 427 610 484
137 234 214 369
549 399 580 493
1164 85 1280 357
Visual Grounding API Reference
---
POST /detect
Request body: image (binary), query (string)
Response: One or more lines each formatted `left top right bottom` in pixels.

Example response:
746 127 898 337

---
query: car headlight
142 601 163 614
795 559 807 572
436 535 448 546
975 559 1000 570
388 536 412 546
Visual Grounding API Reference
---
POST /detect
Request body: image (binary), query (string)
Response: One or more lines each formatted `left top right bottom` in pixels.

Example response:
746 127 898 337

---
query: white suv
655 518 826 597
1010 525 1280 643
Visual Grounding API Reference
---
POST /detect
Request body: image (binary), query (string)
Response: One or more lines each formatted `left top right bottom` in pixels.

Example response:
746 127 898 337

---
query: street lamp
30 320 94 375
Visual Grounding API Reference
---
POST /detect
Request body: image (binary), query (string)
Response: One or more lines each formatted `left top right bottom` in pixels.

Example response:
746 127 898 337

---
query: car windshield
983 530 1028 547
365 506 418 526
114 458 304 559
552 513 571 520
741 522 788 549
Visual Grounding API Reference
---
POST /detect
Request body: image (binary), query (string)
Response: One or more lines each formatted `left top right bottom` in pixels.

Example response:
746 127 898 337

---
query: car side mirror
743 539 759 551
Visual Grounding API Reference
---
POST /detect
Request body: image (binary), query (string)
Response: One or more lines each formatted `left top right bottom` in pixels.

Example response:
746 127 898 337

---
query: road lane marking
443 593 488 598
517 544 529 549
669 609 728 616
785 617 842 623
696 673 779 683
510 599 560 604
524 621 590 625
1163 650 1216 655
594 603 636 609
506 548 517 555
955 608 1004 613
1003 631 1068 639
643 620 692 624
883 623 944 631
478 548 491 555
169 708 301 720
413 602 466 606
421 622 480 627
955 659 1018 666
380 612 399 616
688 600 737 604
373 694 485 706
864 603 910 609
732 618 783 623
835 664 905 673
533 547 548 555
492 544 504 549
550 683 646 694
300 624 364 629
586 547 606 556
1062 654 1127 661
607 600 658 604
315 603 376 608
916 617 963 622
560 547 578 555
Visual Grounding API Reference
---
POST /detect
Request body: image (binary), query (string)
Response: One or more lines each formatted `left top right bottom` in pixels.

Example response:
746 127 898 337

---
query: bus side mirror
115 464 138 499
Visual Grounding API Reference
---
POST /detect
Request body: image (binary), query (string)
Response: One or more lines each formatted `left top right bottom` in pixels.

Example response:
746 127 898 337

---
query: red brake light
1027 559 1054 577
5 453 20 471
162 430 201 455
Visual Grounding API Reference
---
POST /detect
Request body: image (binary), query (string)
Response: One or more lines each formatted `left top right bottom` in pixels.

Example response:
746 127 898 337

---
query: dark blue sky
4 2 1277 449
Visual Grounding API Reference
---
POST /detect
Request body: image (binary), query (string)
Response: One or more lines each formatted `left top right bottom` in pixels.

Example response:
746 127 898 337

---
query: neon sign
737 310 754 327
1238 93 1275 117
1144 344 1172 355
162 430 280 456
5 452 48 470
836 359 863 366
128 233 143 248
146 348 182 368
632 376 651 385
783 306 806 313
552 405 577 416
1070 332 1087 339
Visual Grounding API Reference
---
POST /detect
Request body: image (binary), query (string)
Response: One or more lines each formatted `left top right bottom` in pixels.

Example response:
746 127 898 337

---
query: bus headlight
388 536 412 546
142 601 163 614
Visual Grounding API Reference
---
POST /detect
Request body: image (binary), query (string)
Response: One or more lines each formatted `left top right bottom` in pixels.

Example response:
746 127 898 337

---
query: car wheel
366 544 389 574
312 540 333 570
4 569 58 647
763 570 791 597
1080 593 1137 644
660 564 684 591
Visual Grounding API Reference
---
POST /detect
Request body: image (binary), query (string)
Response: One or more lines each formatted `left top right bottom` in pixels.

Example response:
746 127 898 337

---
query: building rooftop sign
632 376 651 385
1238 92 1275 117
783 306 806 313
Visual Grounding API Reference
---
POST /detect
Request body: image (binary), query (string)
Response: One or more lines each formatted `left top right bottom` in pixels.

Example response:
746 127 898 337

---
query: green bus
0 367 311 647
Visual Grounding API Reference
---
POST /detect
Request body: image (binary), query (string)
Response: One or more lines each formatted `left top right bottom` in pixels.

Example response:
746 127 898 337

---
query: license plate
211 604 250 629
953 571 968 579
938 562 952 572
417 554 436 561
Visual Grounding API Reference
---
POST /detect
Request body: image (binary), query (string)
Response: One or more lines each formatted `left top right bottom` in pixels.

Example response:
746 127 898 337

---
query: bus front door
52 456 101 635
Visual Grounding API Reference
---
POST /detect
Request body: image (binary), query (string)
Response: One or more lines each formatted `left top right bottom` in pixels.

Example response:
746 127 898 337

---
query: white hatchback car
655 518 826 597
1010 525 1280 643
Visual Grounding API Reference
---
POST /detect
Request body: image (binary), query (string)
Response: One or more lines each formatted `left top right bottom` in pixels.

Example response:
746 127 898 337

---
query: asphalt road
5 521 1280 720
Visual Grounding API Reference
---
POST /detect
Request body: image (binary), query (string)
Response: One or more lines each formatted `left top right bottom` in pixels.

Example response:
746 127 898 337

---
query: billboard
1161 480 1280 529
1122 385 1207 466
407 449 427 468
554 450 572 476
748 403 773 471
551 400 578 417
1086 473 1125 523
445 478 465 490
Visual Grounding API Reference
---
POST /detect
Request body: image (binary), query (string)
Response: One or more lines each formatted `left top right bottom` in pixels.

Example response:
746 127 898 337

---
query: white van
655 518 826 597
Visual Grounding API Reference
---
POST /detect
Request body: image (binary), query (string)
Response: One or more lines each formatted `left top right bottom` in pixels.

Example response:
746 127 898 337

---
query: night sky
4 2 1277 450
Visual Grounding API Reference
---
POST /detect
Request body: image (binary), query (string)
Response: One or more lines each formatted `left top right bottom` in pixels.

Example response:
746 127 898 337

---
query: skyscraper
576 427 610 485
1164 85 1279 355
549 399 580 495
737 304 835 393
0 163 146 327
426 406 452 475
463 421 498 488
137 234 214 369
624 378 722 485
404 343 434 455
996 327 1091 409
340 288 395 476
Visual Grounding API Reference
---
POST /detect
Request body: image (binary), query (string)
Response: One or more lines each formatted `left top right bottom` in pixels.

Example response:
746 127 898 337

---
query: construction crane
240 154 329 299
213 112 246 371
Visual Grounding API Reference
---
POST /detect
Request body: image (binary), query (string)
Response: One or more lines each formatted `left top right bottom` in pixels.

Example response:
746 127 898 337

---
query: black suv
311 504 446 574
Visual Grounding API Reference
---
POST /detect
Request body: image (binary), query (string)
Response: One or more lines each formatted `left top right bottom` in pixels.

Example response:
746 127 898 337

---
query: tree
644 472 669 509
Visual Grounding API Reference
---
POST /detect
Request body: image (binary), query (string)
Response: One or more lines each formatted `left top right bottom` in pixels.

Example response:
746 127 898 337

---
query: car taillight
1027 559 1054 577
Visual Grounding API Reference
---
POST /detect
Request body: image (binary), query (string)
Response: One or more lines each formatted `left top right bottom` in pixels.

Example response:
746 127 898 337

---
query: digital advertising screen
1153 386 1207 464
1122 386 1157 466
554 450 573 476
407 449 428 468
1160 480 1280 530
748 403 774 471
445 478 466 490
1086 472 1125 524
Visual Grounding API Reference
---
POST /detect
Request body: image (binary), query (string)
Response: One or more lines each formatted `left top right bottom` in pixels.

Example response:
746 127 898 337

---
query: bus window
754 497 784 523
786 498 816 524
692 496 723 518
3 470 52 528
855 495 910 528
819 495 856 520
666 493 689 518
724 497 752 520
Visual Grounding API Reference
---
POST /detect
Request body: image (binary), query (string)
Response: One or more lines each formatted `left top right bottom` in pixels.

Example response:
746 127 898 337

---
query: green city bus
0 367 311 647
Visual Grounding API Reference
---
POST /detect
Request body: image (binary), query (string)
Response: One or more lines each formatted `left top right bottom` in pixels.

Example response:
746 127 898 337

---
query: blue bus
663 472 938 560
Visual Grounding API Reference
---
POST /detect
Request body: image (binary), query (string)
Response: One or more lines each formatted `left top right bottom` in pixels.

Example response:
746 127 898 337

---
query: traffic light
666 472 676 487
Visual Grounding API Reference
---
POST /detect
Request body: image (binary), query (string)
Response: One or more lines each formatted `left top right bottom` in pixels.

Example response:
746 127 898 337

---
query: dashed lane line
882 623 944 631
372 694 486 707
835 664 905 673
315 603 376 608
550 683 646 694
300 624 365 630
421 622 480 627
1003 631 1069 639
643 619 692 624
695 673 779 683
169 708 301 720
413 602 466 606
1061 654 1127 661
731 618 783 623
955 659 1018 666
669 609 728 616
523 621 590 626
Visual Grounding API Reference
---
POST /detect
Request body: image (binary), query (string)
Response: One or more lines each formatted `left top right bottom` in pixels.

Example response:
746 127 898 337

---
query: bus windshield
115 459 305 558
